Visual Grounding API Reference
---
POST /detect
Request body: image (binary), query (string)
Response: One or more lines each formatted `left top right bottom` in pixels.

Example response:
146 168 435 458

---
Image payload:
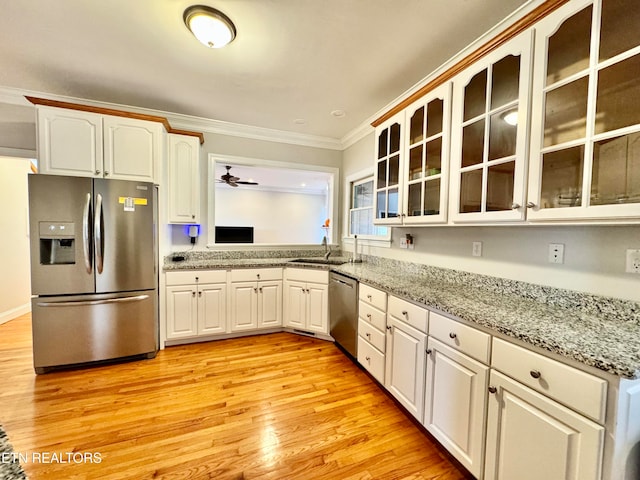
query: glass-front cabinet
403 83 452 224
528 0 640 220
449 31 533 223
374 112 404 224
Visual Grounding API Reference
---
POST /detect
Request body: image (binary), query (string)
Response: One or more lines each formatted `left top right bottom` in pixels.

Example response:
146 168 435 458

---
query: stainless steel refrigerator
28 174 158 374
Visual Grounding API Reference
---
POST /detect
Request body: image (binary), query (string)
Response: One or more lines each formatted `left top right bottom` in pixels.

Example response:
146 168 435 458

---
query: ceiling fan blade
229 181 239 187
235 181 259 185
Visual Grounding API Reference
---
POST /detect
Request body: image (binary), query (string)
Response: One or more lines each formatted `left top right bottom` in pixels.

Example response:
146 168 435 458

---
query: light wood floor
1 313 469 480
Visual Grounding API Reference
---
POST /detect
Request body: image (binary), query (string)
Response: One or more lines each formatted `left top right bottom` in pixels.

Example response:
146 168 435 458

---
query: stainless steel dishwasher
329 272 358 359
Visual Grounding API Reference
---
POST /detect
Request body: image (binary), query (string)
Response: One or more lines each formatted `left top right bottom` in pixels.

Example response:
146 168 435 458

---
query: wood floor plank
0 313 469 480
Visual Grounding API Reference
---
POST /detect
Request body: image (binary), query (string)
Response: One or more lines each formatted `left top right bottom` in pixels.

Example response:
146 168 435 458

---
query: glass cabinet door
403 83 451 224
374 112 404 224
450 31 532 222
528 0 640 220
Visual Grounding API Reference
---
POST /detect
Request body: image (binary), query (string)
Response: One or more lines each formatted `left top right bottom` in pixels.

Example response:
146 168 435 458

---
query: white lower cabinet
166 271 227 339
384 296 428 422
484 370 604 480
283 268 329 334
229 268 282 332
423 337 488 478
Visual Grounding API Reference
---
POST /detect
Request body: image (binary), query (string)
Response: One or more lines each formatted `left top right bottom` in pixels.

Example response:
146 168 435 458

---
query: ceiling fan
217 165 259 187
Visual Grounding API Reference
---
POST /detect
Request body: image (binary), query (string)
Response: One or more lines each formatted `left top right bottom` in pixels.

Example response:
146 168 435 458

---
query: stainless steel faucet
322 236 331 259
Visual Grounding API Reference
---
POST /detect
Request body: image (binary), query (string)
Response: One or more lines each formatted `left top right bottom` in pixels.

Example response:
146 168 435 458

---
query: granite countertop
333 261 640 380
163 253 640 379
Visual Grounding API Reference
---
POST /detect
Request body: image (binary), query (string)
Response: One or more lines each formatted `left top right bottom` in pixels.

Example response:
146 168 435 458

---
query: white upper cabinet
168 133 200 224
36 105 163 183
374 112 405 225
528 0 640 221
403 83 452 224
449 31 533 223
103 116 162 182
37 107 103 178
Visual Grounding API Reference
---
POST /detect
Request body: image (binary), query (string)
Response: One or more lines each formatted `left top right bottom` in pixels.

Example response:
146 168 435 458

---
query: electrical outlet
548 243 564 264
400 237 408 249
626 249 640 274
472 241 482 257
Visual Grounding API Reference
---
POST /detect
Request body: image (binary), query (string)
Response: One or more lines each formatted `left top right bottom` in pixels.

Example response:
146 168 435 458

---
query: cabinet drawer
388 295 428 333
429 311 490 363
231 268 283 282
166 269 227 285
284 267 328 284
359 301 386 332
359 284 387 311
492 338 607 422
358 318 386 353
358 336 385 384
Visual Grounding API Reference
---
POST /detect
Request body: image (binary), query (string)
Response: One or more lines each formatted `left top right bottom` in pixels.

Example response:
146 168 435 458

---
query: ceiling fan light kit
183 5 236 49
217 165 259 187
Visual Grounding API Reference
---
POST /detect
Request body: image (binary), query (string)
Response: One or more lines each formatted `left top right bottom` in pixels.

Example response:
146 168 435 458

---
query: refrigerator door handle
94 193 103 274
37 295 150 307
82 193 92 274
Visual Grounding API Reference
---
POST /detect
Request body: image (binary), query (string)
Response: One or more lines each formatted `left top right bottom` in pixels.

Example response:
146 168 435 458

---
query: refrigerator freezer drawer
32 290 158 373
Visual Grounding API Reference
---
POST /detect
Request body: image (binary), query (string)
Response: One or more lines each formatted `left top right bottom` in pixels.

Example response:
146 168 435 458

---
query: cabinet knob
365 356 371 363
254 287 258 293
426 349 432 355
449 332 457 339
366 313 372 320
530 370 542 379
488 386 497 394
367 294 372 300
259 287 263 293
366 332 371 339
402 310 408 317
104 171 109 176
192 291 196 297
257 274 261 280
511 203 521 210
198 291 202 297
95 170 101 175
526 201 536 208
195 277 199 282
386 325 392 332
192 214 195 219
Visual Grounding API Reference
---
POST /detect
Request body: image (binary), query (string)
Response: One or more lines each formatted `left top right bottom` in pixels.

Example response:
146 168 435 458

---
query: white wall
342 133 640 302
215 188 327 244
0 156 32 323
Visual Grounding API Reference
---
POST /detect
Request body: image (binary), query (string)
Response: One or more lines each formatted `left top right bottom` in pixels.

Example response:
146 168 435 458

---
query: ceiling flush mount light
184 5 236 48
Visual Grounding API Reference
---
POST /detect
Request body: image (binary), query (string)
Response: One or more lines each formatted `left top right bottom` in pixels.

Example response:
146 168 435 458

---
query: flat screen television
215 226 254 243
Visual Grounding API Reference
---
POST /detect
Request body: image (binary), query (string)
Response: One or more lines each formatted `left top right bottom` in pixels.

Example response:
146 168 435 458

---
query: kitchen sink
289 258 346 265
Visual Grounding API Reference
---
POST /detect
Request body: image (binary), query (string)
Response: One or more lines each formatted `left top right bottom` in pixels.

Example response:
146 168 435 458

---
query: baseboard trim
0 303 31 325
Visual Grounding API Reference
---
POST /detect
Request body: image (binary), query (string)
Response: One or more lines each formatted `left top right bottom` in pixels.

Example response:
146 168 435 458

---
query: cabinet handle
104 171 109 176
95 169 101 175
488 386 497 394
367 294 372 300
526 201 536 208
530 370 542 379
449 332 457 339
511 203 521 210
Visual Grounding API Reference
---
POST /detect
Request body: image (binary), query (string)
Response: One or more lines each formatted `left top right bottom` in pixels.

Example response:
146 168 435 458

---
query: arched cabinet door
449 30 533 223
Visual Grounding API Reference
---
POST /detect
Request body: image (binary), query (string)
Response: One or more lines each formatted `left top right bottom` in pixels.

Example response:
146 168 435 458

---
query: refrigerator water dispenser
38 222 76 265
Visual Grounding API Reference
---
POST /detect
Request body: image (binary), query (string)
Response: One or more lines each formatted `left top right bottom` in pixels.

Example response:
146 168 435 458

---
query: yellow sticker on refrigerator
118 197 147 212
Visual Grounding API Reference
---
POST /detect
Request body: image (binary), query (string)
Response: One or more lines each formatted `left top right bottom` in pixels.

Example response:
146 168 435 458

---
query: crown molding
0 86 344 150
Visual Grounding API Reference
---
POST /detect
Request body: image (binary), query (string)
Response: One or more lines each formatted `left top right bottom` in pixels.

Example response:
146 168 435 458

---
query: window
348 176 388 238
